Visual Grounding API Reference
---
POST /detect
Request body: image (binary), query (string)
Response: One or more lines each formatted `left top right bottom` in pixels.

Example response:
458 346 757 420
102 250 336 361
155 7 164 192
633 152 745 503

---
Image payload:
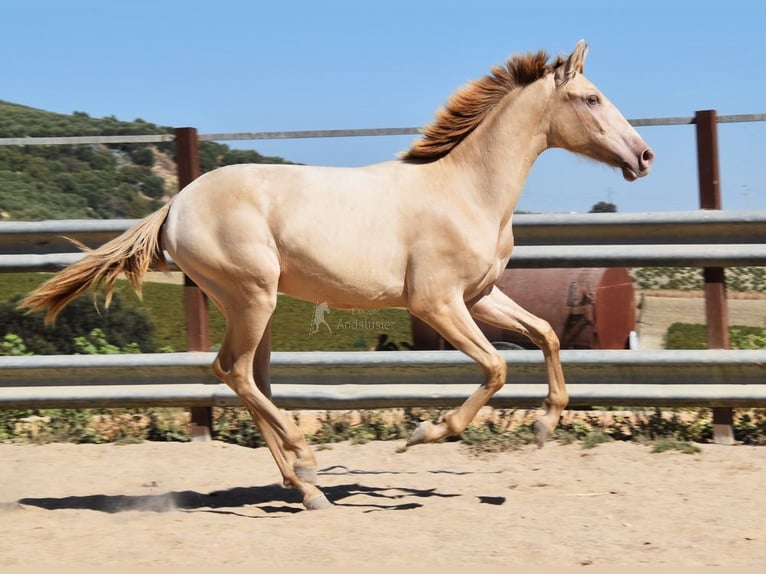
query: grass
0 272 413 352
651 439 701 454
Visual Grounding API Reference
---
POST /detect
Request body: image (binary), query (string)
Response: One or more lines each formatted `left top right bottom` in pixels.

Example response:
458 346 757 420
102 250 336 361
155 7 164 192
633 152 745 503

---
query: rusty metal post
175 127 212 441
695 110 734 445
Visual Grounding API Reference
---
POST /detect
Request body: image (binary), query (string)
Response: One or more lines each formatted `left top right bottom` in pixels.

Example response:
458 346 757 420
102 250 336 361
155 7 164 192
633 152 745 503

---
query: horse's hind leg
213 292 329 510
252 317 319 484
468 287 568 447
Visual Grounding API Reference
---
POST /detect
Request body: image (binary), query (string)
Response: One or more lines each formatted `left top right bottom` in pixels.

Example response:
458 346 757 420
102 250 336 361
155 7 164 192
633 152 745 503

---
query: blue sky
3 0 764 213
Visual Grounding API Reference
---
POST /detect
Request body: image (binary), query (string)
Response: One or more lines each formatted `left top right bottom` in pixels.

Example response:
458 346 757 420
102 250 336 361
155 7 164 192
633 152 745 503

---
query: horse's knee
483 353 507 393
544 326 560 354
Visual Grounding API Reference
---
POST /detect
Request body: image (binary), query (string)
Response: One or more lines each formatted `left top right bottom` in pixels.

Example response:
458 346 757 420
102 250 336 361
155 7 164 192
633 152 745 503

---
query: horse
19 40 653 510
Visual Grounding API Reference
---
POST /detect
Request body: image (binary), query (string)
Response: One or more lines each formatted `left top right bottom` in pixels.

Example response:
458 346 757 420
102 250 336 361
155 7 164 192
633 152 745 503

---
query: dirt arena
1 439 764 567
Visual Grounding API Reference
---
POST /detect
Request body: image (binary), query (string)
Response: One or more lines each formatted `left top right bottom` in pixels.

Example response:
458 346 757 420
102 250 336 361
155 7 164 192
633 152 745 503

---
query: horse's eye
586 94 601 107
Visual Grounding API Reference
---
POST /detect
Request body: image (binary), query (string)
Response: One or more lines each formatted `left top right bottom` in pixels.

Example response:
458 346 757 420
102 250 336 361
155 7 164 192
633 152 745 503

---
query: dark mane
401 50 564 162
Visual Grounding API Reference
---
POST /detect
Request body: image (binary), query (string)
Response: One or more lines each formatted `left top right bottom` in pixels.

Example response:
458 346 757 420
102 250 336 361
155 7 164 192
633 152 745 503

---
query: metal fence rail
3 210 764 251
2 350 765 410
1 112 764 147
2 211 765 270
4 244 765 272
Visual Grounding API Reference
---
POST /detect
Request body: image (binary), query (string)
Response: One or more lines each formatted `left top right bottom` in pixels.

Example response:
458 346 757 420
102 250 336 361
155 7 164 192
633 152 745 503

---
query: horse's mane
401 50 565 163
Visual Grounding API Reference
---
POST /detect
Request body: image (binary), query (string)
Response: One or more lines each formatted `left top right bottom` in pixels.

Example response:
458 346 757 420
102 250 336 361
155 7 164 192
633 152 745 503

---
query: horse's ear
555 39 589 88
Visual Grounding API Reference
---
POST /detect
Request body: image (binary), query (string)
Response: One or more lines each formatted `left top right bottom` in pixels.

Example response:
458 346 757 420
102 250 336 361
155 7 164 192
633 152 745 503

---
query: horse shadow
15 463 507 516
15 467 469 517
16 484 454 516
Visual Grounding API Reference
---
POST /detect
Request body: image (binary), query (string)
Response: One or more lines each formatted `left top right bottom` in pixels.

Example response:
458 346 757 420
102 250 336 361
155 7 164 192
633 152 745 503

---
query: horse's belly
279 275 407 309
277 269 408 309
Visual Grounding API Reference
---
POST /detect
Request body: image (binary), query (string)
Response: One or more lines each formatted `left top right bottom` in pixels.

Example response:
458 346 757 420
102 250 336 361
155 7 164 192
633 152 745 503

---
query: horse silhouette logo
310 302 332 335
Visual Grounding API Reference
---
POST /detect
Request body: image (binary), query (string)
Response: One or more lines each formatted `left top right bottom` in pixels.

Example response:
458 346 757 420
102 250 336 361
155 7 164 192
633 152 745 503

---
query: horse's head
547 40 654 182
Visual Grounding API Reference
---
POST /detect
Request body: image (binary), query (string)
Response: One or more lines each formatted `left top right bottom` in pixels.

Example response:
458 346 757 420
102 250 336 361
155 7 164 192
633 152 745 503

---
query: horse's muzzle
621 147 654 181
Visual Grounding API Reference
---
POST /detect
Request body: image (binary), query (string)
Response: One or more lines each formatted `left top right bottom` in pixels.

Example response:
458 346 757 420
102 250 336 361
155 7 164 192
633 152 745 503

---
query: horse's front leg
406 296 507 446
468 286 568 446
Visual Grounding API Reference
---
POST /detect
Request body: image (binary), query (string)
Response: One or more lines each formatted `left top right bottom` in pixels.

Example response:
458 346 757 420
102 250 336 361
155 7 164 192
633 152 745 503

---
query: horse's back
161 162 421 308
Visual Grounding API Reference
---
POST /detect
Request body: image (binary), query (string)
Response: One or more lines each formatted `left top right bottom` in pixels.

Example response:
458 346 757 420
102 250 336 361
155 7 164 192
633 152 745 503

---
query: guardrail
2 350 765 410
2 210 765 270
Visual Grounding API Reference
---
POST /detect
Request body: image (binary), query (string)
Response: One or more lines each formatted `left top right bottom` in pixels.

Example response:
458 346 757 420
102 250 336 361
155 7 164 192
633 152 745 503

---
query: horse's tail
18 199 175 325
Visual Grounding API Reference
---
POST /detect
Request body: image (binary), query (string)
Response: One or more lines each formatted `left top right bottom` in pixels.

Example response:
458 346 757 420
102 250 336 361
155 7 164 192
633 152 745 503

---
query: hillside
0 101 293 220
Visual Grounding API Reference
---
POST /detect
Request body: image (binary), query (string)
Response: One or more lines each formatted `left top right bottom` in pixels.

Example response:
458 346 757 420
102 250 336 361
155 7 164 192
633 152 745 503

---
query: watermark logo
337 308 396 332
309 302 396 335
309 302 333 335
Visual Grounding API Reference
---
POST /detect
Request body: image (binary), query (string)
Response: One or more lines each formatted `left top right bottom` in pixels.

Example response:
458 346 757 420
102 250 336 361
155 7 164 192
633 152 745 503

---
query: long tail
18 200 175 325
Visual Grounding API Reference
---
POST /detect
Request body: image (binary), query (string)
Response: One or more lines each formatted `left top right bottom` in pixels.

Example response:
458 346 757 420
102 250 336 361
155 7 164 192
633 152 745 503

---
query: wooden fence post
695 109 735 445
174 127 212 441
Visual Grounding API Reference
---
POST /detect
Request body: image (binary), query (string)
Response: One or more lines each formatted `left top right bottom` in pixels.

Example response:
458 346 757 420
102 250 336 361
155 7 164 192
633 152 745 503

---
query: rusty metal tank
411 267 636 351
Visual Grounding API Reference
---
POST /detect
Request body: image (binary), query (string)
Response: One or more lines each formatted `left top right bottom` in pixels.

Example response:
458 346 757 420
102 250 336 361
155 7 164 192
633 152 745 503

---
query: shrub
0 293 157 354
665 323 766 350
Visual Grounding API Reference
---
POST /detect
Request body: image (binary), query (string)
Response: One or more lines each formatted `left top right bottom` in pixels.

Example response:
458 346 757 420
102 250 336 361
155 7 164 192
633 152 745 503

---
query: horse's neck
443 78 553 222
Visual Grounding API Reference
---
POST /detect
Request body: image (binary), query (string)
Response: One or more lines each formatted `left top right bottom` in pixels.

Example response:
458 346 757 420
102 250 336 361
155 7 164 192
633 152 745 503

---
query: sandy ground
4 280 760 567
1 439 764 567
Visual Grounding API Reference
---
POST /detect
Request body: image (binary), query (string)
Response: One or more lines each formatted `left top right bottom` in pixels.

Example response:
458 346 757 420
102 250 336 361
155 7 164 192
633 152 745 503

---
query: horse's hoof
304 493 332 510
294 464 318 484
534 420 549 448
406 420 432 447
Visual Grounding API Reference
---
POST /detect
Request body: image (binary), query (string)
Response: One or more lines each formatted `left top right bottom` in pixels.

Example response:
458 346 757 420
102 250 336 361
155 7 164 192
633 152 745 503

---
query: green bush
73 328 142 355
734 411 766 445
0 333 32 356
730 327 766 350
0 292 157 354
664 323 708 349
665 323 766 350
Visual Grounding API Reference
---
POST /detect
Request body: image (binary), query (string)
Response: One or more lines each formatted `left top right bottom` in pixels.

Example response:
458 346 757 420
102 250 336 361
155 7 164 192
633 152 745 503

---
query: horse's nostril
641 148 655 167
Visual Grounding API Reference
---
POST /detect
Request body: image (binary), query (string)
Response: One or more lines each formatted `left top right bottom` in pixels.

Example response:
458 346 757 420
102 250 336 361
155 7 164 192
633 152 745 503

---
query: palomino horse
20 40 653 509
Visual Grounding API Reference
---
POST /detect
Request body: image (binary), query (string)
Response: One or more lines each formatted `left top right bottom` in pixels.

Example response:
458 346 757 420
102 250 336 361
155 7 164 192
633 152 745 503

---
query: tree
589 201 617 213
129 147 155 167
